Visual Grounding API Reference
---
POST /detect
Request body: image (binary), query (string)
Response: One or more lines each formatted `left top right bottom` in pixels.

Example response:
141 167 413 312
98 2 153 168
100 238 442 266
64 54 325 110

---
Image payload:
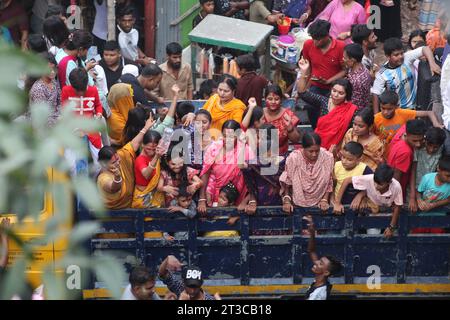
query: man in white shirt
117 6 154 66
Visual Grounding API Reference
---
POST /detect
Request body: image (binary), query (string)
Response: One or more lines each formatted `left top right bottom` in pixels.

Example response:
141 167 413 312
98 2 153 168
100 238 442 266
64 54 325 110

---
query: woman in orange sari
202 74 246 140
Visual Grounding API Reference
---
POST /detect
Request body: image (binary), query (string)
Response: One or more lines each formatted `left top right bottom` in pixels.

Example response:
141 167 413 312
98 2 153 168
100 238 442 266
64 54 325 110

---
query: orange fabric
374 109 417 153
202 94 246 139
426 26 447 52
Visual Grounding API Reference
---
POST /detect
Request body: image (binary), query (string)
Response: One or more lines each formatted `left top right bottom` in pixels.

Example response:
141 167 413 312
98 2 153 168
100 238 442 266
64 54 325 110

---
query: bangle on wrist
248 200 257 204
198 199 207 202
388 224 397 231
320 199 328 203
283 195 292 203
113 176 122 183
140 129 147 134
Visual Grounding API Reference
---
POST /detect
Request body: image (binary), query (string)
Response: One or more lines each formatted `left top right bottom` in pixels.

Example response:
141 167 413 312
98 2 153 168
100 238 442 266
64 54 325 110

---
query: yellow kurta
97 142 135 209
202 94 246 139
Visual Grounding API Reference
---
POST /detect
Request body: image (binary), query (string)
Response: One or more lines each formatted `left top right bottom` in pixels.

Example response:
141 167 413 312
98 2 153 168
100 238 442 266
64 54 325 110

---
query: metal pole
107 0 116 41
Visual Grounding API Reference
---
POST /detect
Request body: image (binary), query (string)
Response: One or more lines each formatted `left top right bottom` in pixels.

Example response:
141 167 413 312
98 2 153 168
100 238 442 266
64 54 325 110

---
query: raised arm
304 215 319 263
416 110 444 128
130 116 156 152
242 98 257 130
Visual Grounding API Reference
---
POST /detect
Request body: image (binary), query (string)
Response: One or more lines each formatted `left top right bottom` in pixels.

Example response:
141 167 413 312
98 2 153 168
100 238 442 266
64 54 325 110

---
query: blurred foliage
0 42 126 299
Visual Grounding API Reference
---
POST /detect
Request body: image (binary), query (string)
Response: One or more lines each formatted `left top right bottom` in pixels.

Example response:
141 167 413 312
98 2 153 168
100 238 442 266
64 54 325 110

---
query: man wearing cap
158 255 217 300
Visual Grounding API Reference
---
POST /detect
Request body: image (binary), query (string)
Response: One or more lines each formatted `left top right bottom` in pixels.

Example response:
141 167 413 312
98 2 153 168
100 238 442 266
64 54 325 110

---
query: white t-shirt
306 283 330 300
120 284 161 300
118 26 139 62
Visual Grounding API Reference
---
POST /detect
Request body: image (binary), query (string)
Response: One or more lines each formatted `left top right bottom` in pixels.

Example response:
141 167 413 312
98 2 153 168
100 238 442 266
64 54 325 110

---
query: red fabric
315 102 357 150
57 55 76 89
61 85 103 149
135 154 156 186
302 38 345 89
387 125 413 195
411 228 445 234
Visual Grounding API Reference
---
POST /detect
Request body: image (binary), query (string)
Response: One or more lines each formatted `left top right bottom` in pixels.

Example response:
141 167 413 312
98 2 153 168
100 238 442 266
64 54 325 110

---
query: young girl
262 85 301 154
341 107 385 171
27 52 61 127
158 145 203 207
192 109 214 170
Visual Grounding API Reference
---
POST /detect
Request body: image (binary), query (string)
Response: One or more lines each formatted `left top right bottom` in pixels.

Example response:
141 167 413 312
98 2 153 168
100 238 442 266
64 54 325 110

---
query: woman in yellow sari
132 130 165 209
202 75 246 140
341 108 384 171
107 82 135 145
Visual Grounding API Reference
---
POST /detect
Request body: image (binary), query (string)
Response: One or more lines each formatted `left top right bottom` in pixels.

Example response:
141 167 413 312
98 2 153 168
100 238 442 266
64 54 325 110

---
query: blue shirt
418 172 450 216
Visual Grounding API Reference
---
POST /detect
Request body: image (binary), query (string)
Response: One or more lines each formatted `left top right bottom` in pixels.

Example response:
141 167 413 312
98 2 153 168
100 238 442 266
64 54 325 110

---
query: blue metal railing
80 206 450 288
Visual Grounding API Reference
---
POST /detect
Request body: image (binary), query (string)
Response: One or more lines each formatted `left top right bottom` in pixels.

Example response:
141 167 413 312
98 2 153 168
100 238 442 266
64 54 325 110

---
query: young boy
167 185 197 219
413 156 450 233
235 54 268 106
193 0 215 28
61 68 104 161
303 215 342 300
409 127 446 212
374 90 443 147
388 119 427 196
334 164 404 239
371 37 441 113
333 142 373 207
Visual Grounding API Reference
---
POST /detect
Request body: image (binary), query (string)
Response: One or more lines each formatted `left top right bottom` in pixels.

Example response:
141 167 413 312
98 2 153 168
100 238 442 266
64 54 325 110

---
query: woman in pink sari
197 120 252 214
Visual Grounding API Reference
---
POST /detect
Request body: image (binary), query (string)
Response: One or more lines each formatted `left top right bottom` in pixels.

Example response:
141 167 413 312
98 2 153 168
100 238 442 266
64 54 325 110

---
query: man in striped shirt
371 37 441 113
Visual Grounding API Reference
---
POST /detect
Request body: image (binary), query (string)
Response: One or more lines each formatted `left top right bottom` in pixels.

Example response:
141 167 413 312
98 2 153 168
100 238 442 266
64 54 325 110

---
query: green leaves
0 43 126 300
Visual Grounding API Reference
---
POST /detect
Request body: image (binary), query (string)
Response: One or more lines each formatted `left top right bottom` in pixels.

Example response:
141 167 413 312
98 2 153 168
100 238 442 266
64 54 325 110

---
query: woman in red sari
297 58 358 152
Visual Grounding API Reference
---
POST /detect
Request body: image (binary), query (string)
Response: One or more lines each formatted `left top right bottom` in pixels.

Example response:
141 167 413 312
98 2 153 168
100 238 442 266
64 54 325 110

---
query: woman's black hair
219 182 239 205
65 30 93 51
122 106 152 145
222 119 241 132
219 74 238 92
28 34 47 53
195 109 212 123
408 29 427 49
301 132 321 149
98 146 117 162
25 52 57 92
243 106 264 128
143 130 162 145
43 15 70 48
264 84 283 99
344 43 364 62
355 107 374 127
195 79 217 99
331 78 353 101
161 143 189 186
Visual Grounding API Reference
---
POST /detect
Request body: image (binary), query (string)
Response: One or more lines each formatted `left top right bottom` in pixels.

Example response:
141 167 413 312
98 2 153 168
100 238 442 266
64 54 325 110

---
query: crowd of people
1 0 450 300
